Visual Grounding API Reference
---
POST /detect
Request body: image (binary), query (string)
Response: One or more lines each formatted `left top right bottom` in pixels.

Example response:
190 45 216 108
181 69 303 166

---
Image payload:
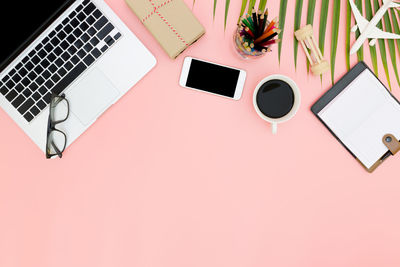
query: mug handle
272 122 278 135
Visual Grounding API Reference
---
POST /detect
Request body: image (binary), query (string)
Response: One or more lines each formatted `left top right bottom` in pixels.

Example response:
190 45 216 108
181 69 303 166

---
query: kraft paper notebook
125 0 205 59
312 62 400 172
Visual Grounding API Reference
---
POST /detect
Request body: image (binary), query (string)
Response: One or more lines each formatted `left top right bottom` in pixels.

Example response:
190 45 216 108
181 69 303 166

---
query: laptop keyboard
0 0 122 122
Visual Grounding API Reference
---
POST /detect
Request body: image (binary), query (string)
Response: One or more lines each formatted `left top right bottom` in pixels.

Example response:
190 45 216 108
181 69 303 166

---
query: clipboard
311 61 400 173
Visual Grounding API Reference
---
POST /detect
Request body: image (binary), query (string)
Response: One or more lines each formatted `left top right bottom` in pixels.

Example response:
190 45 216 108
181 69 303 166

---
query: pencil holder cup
233 27 265 59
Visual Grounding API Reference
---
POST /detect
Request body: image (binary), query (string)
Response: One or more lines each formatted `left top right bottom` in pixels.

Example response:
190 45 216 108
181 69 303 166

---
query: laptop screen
0 0 74 72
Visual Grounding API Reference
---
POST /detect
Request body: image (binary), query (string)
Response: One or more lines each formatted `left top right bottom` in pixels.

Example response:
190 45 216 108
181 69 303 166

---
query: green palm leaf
278 0 288 63
248 0 256 13
238 0 249 24
365 0 378 76
213 0 217 20
330 0 340 85
319 0 329 55
355 0 364 61
294 0 304 69
306 0 316 73
345 0 351 70
373 0 391 89
390 9 400 69
224 0 230 30
306 0 316 25
259 0 267 12
383 9 400 87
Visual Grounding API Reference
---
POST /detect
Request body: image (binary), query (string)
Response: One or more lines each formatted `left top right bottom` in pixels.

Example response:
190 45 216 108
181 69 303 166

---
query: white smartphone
179 57 247 100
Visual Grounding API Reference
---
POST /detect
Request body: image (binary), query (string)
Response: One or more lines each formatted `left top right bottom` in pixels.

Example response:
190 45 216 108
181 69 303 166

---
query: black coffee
256 79 295 118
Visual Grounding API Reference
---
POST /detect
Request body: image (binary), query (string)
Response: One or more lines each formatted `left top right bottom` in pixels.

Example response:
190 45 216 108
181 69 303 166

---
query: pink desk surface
1 0 400 266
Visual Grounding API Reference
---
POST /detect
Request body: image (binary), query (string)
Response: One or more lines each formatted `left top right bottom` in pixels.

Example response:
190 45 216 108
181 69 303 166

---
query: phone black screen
186 59 240 98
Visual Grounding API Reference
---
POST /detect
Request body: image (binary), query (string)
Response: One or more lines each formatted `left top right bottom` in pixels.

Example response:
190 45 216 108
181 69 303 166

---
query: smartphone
179 57 247 100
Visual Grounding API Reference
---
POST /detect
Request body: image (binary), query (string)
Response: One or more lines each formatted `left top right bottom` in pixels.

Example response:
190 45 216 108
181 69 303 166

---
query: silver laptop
0 0 156 155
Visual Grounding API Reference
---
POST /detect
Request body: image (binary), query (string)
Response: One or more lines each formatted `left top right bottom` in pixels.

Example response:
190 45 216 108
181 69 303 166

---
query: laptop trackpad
68 68 119 126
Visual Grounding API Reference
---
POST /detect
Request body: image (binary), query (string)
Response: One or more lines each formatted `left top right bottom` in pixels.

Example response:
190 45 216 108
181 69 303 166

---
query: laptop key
29 82 38 91
62 17 70 25
31 55 40 64
68 45 77 55
94 16 108 30
29 106 40 116
97 23 114 40
86 16 96 25
5 90 18 101
21 77 31 87
42 70 51 79
45 80 54 89
83 54 95 66
90 36 99 46
18 98 34 115
1 75 10 83
58 68 67 77
37 100 47 110
38 86 48 95
64 62 73 71
64 24 73 34
49 64 57 73
67 34 77 44
11 94 26 108
100 45 108 53
0 86 9 95
74 39 84 49
22 89 33 98
28 72 37 81
18 68 28 77
50 38 59 47
71 55 80 64
91 48 101 59
83 43 93 52
6 79 16 89
105 36 114 46
15 83 24 92
40 59 50 68
51 74 61 83
77 12 86 21
51 62 87 95
34 65 44 75
43 93 52 104
114 32 121 40
84 3 96 15
70 18 79 27
24 112 34 122
25 61 34 71
54 46 63 56
9 69 16 76
81 33 90 42
76 4 84 12
79 22 89 31
35 77 45 86
57 31 67 40
93 9 102 19
32 92 41 101
12 74 22 84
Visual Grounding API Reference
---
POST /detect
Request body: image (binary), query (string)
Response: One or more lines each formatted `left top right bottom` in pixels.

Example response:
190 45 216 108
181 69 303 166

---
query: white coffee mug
253 75 301 134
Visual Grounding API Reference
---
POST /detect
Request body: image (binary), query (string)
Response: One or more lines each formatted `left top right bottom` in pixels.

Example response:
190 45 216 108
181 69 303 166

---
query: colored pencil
255 28 279 43
235 4 279 56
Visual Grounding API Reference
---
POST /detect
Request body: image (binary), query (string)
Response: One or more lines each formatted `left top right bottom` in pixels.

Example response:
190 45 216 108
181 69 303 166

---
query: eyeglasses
46 93 70 159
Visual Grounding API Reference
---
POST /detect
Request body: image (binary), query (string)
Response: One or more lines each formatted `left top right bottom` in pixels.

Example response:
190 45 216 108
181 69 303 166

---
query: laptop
0 0 156 154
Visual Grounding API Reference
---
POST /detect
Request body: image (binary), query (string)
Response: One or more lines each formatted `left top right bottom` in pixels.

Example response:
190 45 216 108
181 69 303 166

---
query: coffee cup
253 75 301 134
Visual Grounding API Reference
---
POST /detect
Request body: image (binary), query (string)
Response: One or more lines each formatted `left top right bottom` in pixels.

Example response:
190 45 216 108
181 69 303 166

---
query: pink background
1 0 400 266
